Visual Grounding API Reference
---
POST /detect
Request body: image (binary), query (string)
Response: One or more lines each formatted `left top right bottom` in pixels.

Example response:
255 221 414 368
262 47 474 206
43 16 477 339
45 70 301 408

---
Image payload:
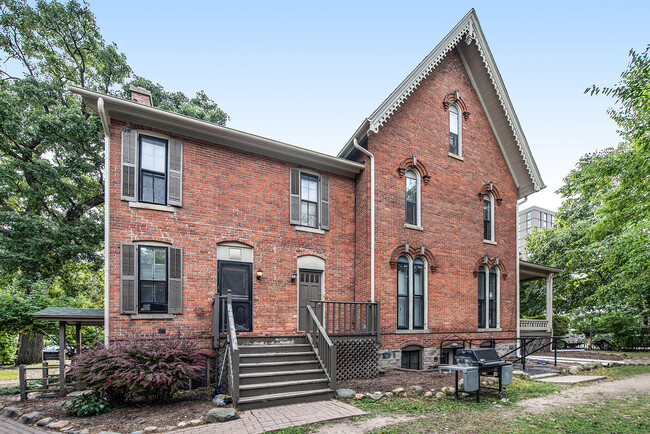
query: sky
91 0 650 211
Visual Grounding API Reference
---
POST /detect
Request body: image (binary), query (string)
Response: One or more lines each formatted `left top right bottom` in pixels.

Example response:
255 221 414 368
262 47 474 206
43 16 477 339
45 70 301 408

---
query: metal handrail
225 290 239 406
305 304 337 390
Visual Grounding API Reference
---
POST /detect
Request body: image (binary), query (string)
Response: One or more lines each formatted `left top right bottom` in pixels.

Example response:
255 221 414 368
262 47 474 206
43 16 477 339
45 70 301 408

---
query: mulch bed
339 369 456 394
0 389 220 433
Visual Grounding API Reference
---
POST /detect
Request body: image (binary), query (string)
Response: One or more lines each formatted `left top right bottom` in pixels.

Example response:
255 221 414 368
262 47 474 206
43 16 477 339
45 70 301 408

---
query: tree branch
65 193 104 221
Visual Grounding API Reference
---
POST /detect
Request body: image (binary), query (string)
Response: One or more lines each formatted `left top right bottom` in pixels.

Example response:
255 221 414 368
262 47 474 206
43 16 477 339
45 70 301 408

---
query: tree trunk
15 331 43 365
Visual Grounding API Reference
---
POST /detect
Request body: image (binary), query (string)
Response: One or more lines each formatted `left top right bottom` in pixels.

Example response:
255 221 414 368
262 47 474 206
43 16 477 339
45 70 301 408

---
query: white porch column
545 273 554 333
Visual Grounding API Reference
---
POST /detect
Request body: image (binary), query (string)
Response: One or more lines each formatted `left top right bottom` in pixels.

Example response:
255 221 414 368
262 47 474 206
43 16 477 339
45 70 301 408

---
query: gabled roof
338 9 545 198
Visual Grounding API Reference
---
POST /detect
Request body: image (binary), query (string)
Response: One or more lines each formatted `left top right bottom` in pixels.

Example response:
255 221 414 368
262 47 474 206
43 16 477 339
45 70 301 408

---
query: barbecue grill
438 347 512 402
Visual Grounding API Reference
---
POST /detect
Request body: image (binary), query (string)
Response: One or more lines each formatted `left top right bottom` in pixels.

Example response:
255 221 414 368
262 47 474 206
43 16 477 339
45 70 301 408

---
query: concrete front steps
237 337 334 410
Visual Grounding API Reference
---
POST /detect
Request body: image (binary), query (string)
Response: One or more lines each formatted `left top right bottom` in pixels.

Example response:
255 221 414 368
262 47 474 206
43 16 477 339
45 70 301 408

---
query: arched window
483 193 494 241
397 255 427 330
405 169 420 227
478 266 499 329
449 104 461 156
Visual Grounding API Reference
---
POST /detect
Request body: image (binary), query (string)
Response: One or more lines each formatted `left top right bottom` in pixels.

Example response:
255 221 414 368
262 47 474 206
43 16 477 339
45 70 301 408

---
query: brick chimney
129 85 153 107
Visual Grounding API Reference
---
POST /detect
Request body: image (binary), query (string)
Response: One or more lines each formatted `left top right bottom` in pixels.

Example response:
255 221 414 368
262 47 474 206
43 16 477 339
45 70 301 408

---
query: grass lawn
505 394 650 433
589 364 650 379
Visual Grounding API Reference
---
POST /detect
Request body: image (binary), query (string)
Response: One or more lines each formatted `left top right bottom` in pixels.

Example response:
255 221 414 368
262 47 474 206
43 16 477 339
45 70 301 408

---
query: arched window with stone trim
405 169 420 226
449 104 461 156
397 255 427 330
478 266 499 329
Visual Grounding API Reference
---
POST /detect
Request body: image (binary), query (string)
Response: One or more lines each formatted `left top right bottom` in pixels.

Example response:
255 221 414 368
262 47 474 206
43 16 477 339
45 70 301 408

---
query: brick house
72 10 552 408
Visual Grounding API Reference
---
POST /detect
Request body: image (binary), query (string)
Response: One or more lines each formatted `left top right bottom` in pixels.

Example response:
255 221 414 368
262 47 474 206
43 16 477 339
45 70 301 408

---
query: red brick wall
108 121 356 350
356 48 519 351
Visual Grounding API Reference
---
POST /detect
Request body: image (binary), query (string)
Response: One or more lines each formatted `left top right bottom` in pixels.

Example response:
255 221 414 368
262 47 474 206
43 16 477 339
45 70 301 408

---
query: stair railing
305 304 337 390
225 290 240 406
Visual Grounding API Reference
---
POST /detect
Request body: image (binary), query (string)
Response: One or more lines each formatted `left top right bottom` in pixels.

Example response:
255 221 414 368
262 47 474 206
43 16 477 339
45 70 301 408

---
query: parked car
564 330 586 348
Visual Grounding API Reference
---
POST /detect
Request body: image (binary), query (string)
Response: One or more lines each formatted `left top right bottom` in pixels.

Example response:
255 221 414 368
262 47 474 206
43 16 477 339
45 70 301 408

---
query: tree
0 0 228 363
526 46 650 325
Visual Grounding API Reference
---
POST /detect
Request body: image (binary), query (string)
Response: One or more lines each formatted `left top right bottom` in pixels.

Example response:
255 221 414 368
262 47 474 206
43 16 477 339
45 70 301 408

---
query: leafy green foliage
60 391 114 416
525 46 650 324
0 332 18 364
573 311 650 349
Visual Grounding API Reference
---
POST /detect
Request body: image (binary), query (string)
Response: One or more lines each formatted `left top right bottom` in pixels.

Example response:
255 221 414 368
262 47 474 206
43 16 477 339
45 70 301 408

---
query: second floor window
289 168 330 231
483 194 494 241
300 173 319 228
405 170 419 226
139 135 168 205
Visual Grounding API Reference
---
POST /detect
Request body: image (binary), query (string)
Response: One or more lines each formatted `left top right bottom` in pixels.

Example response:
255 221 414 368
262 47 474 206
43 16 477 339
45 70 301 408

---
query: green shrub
0 332 17 365
0 386 20 395
60 391 114 416
69 336 206 403
573 311 650 350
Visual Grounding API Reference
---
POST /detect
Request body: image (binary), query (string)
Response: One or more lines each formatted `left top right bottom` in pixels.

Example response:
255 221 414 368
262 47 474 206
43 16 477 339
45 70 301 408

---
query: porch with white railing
519 260 561 336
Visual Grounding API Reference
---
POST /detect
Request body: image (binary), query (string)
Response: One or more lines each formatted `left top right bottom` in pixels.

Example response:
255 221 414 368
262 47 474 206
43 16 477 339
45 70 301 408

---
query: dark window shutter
320 175 330 230
290 168 300 225
120 243 137 314
167 138 183 206
121 128 137 201
168 247 183 314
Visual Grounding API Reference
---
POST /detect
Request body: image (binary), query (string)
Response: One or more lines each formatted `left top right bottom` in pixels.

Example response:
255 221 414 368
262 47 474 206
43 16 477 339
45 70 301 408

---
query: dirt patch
516 373 650 414
339 369 456 394
313 414 423 434
0 389 217 432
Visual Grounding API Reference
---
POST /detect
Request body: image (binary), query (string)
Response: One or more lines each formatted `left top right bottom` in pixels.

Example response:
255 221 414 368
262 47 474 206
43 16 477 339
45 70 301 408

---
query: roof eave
71 86 365 178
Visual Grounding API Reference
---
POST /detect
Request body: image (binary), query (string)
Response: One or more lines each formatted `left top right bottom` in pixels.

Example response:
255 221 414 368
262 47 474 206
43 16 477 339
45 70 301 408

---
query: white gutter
97 97 111 346
515 196 527 352
353 138 375 302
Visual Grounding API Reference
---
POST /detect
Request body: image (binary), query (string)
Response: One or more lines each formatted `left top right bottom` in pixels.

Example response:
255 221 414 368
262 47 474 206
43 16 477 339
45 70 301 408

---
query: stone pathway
536 375 607 385
177 400 366 433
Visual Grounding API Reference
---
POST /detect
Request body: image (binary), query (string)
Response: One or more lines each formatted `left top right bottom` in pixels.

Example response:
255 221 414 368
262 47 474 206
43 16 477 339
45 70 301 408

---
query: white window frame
397 255 428 331
448 103 462 157
404 169 421 228
478 265 500 330
483 193 495 243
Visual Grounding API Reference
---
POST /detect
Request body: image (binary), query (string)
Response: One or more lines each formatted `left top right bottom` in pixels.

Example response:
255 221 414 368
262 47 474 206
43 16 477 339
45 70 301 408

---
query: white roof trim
338 9 544 196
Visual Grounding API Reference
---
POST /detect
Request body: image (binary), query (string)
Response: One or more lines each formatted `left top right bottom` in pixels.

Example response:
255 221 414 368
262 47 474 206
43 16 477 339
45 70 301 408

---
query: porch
519 260 561 335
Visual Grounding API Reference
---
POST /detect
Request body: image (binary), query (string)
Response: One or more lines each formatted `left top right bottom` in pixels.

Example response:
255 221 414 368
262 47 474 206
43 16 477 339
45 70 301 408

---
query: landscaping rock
97 431 121 434
37 417 53 426
143 427 158 432
189 419 202 425
166 426 175 431
435 391 446 400
441 386 455 396
408 385 424 395
177 421 187 427
424 391 433 398
368 392 383 401
391 387 405 395
212 394 231 406
385 392 393 398
205 407 238 423
19 411 42 424
512 370 527 377
47 420 70 429
354 393 365 399
335 388 356 399
2 406 22 418
568 365 582 375
129 431 144 434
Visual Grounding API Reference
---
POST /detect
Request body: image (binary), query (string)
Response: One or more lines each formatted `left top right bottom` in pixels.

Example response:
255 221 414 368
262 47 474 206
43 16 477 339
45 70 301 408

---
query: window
478 266 498 329
139 246 168 313
405 170 420 226
289 169 330 230
397 255 426 330
526 211 532 234
449 104 461 155
120 128 183 207
483 194 494 241
401 346 422 370
120 243 183 315
300 173 319 227
139 135 168 205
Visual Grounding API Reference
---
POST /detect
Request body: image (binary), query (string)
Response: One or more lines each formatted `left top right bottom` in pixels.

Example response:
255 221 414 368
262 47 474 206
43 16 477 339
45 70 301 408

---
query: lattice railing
335 339 379 381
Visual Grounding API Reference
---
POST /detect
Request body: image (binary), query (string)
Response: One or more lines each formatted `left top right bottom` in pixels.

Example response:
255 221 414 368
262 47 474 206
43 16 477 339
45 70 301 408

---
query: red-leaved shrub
69 336 206 403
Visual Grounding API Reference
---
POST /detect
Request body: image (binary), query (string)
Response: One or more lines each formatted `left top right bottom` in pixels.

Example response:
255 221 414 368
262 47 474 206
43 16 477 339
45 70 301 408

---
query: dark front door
218 261 253 332
298 270 322 332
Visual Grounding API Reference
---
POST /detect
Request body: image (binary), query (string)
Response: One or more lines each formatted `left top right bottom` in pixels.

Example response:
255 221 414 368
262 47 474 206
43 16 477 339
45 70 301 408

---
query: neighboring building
72 9 551 408
518 206 555 259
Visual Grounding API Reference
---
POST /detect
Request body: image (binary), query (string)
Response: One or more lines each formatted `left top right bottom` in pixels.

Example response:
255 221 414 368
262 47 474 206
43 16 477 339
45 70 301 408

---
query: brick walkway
178 400 366 433
0 417 44 434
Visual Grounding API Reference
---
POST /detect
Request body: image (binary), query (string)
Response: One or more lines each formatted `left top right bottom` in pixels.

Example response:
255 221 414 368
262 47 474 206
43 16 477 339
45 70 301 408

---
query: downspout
97 97 111 346
353 138 375 302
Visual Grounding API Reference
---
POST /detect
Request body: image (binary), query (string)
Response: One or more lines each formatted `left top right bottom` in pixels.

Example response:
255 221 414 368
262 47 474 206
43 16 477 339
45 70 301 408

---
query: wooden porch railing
305 304 336 390
224 290 240 406
19 362 71 400
312 300 380 343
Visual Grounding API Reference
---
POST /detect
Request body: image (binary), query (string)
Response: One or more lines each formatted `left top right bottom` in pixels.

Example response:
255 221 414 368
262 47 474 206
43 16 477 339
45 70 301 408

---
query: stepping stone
530 373 560 379
537 375 607 384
